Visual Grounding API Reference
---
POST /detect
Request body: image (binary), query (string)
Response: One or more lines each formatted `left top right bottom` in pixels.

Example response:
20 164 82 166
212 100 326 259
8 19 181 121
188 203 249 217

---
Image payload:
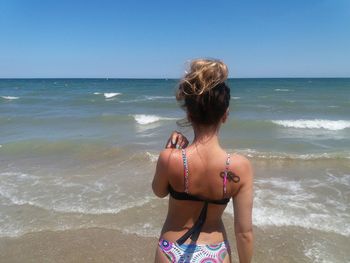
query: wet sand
1 214 349 263
0 227 157 263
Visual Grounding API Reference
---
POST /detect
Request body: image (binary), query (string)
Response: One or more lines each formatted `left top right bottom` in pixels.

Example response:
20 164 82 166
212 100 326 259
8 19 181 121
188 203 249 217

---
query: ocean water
0 78 350 262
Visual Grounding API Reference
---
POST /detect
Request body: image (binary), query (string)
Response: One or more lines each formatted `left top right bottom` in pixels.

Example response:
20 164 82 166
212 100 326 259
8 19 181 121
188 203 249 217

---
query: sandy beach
1 212 349 262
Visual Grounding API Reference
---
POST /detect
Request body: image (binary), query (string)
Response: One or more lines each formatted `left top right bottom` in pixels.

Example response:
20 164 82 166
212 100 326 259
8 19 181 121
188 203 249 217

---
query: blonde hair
176 59 231 126
177 59 228 99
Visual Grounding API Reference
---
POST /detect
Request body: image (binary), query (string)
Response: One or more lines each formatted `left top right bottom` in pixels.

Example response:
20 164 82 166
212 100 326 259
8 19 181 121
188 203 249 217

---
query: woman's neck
192 124 220 147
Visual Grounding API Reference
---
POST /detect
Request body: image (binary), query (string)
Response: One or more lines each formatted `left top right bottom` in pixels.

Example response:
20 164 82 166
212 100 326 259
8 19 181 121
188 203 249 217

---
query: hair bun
176 59 231 126
177 59 228 98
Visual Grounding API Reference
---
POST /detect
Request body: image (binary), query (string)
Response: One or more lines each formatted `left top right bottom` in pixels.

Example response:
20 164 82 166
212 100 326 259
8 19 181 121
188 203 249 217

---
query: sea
0 78 349 262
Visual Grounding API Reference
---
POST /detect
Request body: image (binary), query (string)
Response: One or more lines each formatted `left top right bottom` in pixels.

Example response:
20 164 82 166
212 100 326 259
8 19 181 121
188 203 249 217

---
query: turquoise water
1 78 349 156
0 78 350 262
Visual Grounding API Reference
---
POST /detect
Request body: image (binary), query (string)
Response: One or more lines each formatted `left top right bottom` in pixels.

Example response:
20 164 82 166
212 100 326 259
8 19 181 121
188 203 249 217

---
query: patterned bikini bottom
158 238 230 263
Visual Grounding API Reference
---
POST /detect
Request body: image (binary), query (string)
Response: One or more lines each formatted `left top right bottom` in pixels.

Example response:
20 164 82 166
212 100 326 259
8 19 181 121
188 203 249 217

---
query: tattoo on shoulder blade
220 171 240 183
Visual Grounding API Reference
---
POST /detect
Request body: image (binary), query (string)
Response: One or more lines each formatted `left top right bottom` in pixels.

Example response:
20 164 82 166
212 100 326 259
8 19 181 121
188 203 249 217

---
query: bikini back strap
176 201 208 245
223 153 231 195
182 149 189 193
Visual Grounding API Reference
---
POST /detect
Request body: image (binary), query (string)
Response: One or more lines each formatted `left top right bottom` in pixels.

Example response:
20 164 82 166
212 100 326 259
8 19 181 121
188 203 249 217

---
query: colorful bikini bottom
158 238 230 263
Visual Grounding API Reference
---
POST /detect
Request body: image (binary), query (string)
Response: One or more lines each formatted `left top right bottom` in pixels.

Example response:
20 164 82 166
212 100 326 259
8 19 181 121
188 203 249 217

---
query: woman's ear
222 108 229 123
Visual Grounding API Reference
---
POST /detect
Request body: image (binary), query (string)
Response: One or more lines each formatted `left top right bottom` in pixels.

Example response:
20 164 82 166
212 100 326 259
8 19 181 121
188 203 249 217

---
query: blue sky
0 0 349 78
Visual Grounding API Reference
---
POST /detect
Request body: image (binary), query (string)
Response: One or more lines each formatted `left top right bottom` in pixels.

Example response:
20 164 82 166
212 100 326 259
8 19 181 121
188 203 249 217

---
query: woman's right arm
232 156 254 263
152 149 172 198
152 131 188 197
165 131 189 149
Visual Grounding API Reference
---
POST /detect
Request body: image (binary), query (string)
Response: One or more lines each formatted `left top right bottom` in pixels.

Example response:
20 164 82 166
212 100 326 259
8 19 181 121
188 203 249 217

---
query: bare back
160 144 241 244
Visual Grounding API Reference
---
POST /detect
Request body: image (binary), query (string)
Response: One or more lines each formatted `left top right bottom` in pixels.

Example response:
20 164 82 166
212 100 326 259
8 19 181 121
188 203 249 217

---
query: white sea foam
225 177 350 237
50 196 155 215
0 194 154 238
274 88 290 91
1 96 19 100
93 92 121 99
134 115 161 124
146 152 158 162
237 148 350 160
119 98 146 103
0 172 155 216
120 222 161 238
144 95 174 100
232 96 241 100
0 221 75 238
304 242 334 263
133 114 176 125
104 92 121 99
119 96 174 103
272 119 350 131
0 186 154 214
326 171 350 187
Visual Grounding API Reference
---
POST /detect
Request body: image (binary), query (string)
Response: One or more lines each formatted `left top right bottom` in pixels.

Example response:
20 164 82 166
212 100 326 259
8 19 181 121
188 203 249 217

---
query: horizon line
1 77 350 80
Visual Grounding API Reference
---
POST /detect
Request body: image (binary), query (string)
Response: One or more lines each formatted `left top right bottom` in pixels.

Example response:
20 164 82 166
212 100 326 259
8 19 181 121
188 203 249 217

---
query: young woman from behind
152 59 254 263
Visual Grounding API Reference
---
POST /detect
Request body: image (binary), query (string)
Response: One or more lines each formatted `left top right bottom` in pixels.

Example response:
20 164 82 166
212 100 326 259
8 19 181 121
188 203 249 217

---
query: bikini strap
182 149 189 193
176 201 208 245
223 153 231 195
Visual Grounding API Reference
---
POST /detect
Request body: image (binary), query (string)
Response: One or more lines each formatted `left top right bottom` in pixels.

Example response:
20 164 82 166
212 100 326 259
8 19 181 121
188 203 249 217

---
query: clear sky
0 0 349 78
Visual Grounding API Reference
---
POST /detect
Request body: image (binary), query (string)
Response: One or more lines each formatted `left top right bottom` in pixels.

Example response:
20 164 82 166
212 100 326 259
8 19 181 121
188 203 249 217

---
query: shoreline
0 227 157 263
1 217 349 262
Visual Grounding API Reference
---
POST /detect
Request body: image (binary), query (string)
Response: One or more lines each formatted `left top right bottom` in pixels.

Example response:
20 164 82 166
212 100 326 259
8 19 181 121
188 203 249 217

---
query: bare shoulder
153 148 182 198
158 148 182 162
229 153 254 183
158 148 173 162
157 148 183 173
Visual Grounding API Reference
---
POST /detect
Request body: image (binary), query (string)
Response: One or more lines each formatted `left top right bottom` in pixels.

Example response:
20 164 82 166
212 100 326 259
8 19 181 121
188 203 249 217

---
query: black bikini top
168 185 230 205
168 149 231 245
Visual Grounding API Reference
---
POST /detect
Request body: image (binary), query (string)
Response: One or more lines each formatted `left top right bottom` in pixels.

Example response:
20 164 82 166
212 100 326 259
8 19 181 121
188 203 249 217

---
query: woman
152 59 254 263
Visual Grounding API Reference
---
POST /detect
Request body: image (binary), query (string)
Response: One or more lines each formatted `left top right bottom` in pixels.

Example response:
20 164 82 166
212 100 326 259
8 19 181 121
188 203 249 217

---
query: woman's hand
165 131 189 149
